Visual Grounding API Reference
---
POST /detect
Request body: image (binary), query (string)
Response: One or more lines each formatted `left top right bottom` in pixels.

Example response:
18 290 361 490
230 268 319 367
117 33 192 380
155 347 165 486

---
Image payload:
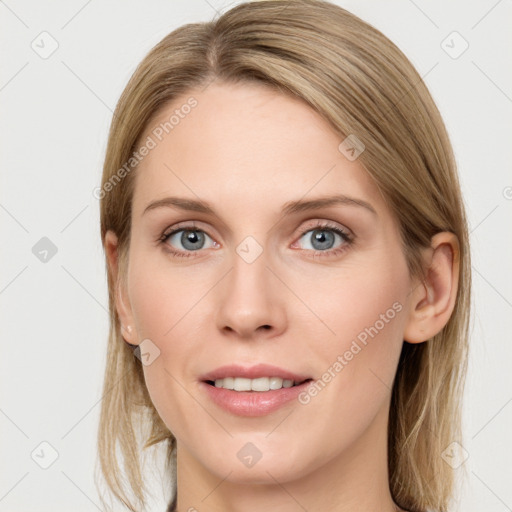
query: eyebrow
142 194 377 217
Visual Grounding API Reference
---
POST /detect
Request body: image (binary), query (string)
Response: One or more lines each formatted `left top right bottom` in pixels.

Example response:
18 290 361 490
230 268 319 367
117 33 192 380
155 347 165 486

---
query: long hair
96 1 472 510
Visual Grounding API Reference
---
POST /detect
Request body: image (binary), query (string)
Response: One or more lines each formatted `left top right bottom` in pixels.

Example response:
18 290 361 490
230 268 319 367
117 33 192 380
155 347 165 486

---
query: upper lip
200 364 312 383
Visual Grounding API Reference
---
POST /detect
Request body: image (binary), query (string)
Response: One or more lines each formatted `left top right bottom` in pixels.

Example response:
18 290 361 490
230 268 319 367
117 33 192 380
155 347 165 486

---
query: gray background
1 0 511 510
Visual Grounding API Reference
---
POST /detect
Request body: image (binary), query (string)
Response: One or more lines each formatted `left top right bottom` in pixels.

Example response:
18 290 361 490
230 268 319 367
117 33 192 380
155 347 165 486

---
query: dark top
166 494 177 512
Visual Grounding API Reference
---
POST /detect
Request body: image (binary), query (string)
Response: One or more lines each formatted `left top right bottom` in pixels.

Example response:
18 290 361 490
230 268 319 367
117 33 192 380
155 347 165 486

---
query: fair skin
105 81 459 512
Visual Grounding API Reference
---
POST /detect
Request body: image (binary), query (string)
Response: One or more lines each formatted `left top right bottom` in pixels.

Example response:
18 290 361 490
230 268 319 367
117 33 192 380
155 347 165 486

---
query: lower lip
200 380 312 417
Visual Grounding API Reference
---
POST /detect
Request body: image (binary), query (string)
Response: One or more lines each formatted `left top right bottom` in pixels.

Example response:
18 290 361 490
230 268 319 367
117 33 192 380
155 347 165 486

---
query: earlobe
403 232 460 344
104 230 138 345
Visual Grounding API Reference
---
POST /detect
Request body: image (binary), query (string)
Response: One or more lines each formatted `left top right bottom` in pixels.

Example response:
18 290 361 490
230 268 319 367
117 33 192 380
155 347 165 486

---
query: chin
198 443 310 485
222 462 302 485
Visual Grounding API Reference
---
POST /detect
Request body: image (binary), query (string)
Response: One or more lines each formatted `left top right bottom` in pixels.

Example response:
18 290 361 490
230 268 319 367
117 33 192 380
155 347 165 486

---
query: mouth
204 377 313 391
199 363 313 390
199 364 314 416
200 377 313 417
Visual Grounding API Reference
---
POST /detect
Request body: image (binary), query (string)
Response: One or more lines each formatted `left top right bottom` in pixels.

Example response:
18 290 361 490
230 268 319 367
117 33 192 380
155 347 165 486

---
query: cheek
127 261 200 437
296 256 409 384
126 250 210 405
286 263 409 456
128 249 199 341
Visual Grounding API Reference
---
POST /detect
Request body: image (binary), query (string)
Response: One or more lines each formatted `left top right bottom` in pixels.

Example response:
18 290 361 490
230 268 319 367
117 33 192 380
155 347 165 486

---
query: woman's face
111 81 419 484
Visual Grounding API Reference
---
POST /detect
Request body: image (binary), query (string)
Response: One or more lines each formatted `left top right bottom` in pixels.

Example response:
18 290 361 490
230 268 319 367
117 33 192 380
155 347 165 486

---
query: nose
215 245 287 341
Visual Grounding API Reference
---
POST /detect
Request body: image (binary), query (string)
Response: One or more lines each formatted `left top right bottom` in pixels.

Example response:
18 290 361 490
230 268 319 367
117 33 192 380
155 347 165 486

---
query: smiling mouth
205 377 313 392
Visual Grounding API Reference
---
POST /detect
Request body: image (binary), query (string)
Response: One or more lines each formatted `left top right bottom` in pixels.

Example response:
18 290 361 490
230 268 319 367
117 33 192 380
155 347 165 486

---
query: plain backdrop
1 0 511 510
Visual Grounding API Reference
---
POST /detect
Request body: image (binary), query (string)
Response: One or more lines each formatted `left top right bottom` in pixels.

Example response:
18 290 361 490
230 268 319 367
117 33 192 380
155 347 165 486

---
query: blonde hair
97 1 471 511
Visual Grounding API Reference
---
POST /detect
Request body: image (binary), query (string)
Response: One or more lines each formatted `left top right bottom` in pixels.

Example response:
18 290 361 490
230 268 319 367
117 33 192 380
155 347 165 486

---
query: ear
104 230 138 345
403 232 460 343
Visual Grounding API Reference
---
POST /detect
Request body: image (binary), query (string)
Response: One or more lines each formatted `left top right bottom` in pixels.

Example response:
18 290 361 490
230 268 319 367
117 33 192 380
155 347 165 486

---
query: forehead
131 81 384 219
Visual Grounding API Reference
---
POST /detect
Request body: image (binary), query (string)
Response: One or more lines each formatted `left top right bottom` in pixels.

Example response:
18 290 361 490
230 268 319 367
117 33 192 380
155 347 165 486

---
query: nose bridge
215 234 284 337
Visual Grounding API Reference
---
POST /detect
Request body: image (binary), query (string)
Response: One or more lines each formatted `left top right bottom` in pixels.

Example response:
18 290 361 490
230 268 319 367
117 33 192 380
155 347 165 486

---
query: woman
96 1 471 511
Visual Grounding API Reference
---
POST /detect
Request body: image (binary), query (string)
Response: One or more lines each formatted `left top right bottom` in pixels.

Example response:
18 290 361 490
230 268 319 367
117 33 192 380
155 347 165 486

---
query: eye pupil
310 229 336 250
182 230 204 250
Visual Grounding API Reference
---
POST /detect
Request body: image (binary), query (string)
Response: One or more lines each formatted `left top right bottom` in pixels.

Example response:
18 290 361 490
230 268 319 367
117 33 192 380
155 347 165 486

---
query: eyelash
157 221 354 259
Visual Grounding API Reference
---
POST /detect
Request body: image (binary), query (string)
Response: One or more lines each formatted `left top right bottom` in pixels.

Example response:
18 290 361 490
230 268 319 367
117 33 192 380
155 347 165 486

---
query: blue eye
161 227 216 256
294 223 353 258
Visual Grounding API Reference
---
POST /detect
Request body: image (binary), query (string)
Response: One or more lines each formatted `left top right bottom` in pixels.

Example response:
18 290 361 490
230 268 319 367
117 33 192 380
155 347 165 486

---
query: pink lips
199 364 313 417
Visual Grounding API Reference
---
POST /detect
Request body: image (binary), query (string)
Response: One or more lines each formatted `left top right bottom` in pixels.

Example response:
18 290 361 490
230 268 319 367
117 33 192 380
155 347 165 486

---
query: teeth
213 377 298 391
